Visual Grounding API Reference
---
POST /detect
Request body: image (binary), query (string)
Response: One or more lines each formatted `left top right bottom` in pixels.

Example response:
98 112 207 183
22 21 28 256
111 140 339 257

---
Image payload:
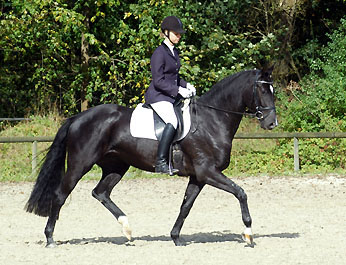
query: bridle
194 71 276 121
252 71 276 121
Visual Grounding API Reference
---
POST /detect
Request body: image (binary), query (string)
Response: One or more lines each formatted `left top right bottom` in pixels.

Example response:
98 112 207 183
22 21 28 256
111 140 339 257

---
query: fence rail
235 132 346 171
235 132 346 139
1 132 346 175
0 136 53 143
0 118 32 121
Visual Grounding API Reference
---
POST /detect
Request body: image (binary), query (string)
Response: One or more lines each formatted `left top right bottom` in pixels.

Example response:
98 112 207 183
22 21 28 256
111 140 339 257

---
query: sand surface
1 175 345 265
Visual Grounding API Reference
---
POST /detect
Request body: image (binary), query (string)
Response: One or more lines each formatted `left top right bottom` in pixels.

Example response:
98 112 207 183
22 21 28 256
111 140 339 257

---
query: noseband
194 71 276 121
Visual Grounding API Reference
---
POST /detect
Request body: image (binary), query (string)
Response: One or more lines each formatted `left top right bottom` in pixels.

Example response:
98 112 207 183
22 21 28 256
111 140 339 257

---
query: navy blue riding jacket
144 41 187 104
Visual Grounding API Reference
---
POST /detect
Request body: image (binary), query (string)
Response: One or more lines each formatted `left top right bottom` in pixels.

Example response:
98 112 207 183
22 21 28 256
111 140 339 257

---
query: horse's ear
267 64 274 74
262 64 275 77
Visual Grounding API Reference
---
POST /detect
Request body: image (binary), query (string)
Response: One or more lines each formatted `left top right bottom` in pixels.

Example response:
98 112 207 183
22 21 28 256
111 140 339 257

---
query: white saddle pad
130 100 191 141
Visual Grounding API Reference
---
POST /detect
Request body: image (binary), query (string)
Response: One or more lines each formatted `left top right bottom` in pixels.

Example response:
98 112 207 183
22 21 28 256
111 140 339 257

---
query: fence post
32 140 37 176
294 137 299 171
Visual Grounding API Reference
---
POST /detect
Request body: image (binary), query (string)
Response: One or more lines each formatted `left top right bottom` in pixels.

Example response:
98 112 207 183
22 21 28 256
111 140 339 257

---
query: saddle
142 99 184 142
130 98 192 142
130 98 196 173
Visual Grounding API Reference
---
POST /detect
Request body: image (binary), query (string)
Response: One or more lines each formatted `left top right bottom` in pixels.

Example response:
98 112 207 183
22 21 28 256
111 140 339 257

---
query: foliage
278 17 346 133
2 0 345 115
274 17 346 172
1 0 310 116
1 1 346 176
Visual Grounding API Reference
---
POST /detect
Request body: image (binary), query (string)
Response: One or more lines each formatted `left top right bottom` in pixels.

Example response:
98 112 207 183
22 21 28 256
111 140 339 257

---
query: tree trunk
81 11 90 112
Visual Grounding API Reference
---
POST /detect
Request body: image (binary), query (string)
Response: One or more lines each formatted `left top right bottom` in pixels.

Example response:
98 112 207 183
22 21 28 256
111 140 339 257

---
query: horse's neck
196 77 250 139
228 115 243 139
199 78 249 113
193 99 243 140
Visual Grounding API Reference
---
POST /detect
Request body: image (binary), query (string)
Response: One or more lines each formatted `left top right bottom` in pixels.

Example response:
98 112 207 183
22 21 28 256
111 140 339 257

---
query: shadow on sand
53 230 300 246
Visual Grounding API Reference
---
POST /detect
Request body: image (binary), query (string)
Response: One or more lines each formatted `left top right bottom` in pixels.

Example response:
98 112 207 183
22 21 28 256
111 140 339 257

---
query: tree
0 0 85 115
1 0 345 118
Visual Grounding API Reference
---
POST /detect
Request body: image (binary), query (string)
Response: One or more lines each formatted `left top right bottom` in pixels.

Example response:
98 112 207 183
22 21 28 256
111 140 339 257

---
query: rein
193 73 275 121
194 101 258 118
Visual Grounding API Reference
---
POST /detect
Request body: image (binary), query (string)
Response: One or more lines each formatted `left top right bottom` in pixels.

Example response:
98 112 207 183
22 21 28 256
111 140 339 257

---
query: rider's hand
187 83 196 96
178 86 193 98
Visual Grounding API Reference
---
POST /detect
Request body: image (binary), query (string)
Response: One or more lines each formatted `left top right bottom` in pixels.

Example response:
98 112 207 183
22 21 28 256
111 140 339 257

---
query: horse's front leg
171 176 204 246
202 171 253 246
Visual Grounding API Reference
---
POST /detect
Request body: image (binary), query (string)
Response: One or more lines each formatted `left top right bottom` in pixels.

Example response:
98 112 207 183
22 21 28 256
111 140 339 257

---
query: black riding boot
155 123 179 175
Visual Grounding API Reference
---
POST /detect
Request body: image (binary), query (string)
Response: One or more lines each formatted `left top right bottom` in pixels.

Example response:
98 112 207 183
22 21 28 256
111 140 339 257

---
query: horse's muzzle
260 111 278 130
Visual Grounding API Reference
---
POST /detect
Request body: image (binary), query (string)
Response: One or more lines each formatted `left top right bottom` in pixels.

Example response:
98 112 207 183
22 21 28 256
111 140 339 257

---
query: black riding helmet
161 16 186 34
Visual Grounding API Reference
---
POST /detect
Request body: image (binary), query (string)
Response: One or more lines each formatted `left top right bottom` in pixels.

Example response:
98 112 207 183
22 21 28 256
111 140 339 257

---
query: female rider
144 16 196 174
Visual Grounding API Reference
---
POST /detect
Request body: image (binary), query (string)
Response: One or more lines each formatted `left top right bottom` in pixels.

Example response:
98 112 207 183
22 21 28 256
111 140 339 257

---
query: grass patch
0 113 62 182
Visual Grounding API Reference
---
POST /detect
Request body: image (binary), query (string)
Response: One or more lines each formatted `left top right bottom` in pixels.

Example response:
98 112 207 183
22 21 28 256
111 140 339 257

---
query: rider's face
166 30 181 45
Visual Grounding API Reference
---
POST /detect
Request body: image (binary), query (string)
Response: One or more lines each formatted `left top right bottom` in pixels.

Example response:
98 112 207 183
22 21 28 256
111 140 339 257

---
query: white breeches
150 101 178 129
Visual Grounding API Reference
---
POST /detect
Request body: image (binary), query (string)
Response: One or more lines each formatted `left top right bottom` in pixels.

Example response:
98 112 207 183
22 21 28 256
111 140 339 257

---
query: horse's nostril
271 122 277 128
267 123 276 130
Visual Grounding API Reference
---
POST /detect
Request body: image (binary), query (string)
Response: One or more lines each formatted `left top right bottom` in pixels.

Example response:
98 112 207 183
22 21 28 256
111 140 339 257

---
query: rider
144 16 196 174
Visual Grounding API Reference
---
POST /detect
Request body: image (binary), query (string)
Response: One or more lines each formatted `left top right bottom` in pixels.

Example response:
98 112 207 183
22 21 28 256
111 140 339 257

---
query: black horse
26 67 277 247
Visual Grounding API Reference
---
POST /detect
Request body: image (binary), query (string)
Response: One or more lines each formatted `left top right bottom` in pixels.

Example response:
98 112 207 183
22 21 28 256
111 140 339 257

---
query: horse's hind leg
92 163 131 240
171 176 204 246
45 165 88 247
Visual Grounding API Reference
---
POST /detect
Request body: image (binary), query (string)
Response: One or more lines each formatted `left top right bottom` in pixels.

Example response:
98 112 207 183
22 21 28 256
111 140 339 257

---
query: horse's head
249 66 278 130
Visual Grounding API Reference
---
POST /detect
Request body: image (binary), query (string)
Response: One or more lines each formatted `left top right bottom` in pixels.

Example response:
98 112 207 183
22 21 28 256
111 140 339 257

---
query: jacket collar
161 41 178 60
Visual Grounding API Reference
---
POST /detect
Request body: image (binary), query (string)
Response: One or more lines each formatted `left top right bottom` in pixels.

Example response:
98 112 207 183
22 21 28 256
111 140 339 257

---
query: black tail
25 118 74 216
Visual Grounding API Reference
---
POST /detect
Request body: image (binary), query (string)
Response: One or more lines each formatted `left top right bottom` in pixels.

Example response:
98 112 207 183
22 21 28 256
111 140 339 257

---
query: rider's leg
155 123 178 174
150 101 178 174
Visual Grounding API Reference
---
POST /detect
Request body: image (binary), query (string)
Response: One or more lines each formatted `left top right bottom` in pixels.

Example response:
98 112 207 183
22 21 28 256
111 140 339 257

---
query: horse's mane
199 70 253 103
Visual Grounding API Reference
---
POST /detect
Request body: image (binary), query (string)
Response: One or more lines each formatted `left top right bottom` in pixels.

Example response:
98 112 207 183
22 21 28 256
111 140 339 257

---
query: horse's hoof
242 227 254 246
118 216 132 241
122 225 132 241
45 242 57 248
242 233 254 245
172 238 186 246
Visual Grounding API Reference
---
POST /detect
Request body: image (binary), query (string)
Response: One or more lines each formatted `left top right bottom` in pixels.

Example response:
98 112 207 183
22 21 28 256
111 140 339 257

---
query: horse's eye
261 87 267 94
